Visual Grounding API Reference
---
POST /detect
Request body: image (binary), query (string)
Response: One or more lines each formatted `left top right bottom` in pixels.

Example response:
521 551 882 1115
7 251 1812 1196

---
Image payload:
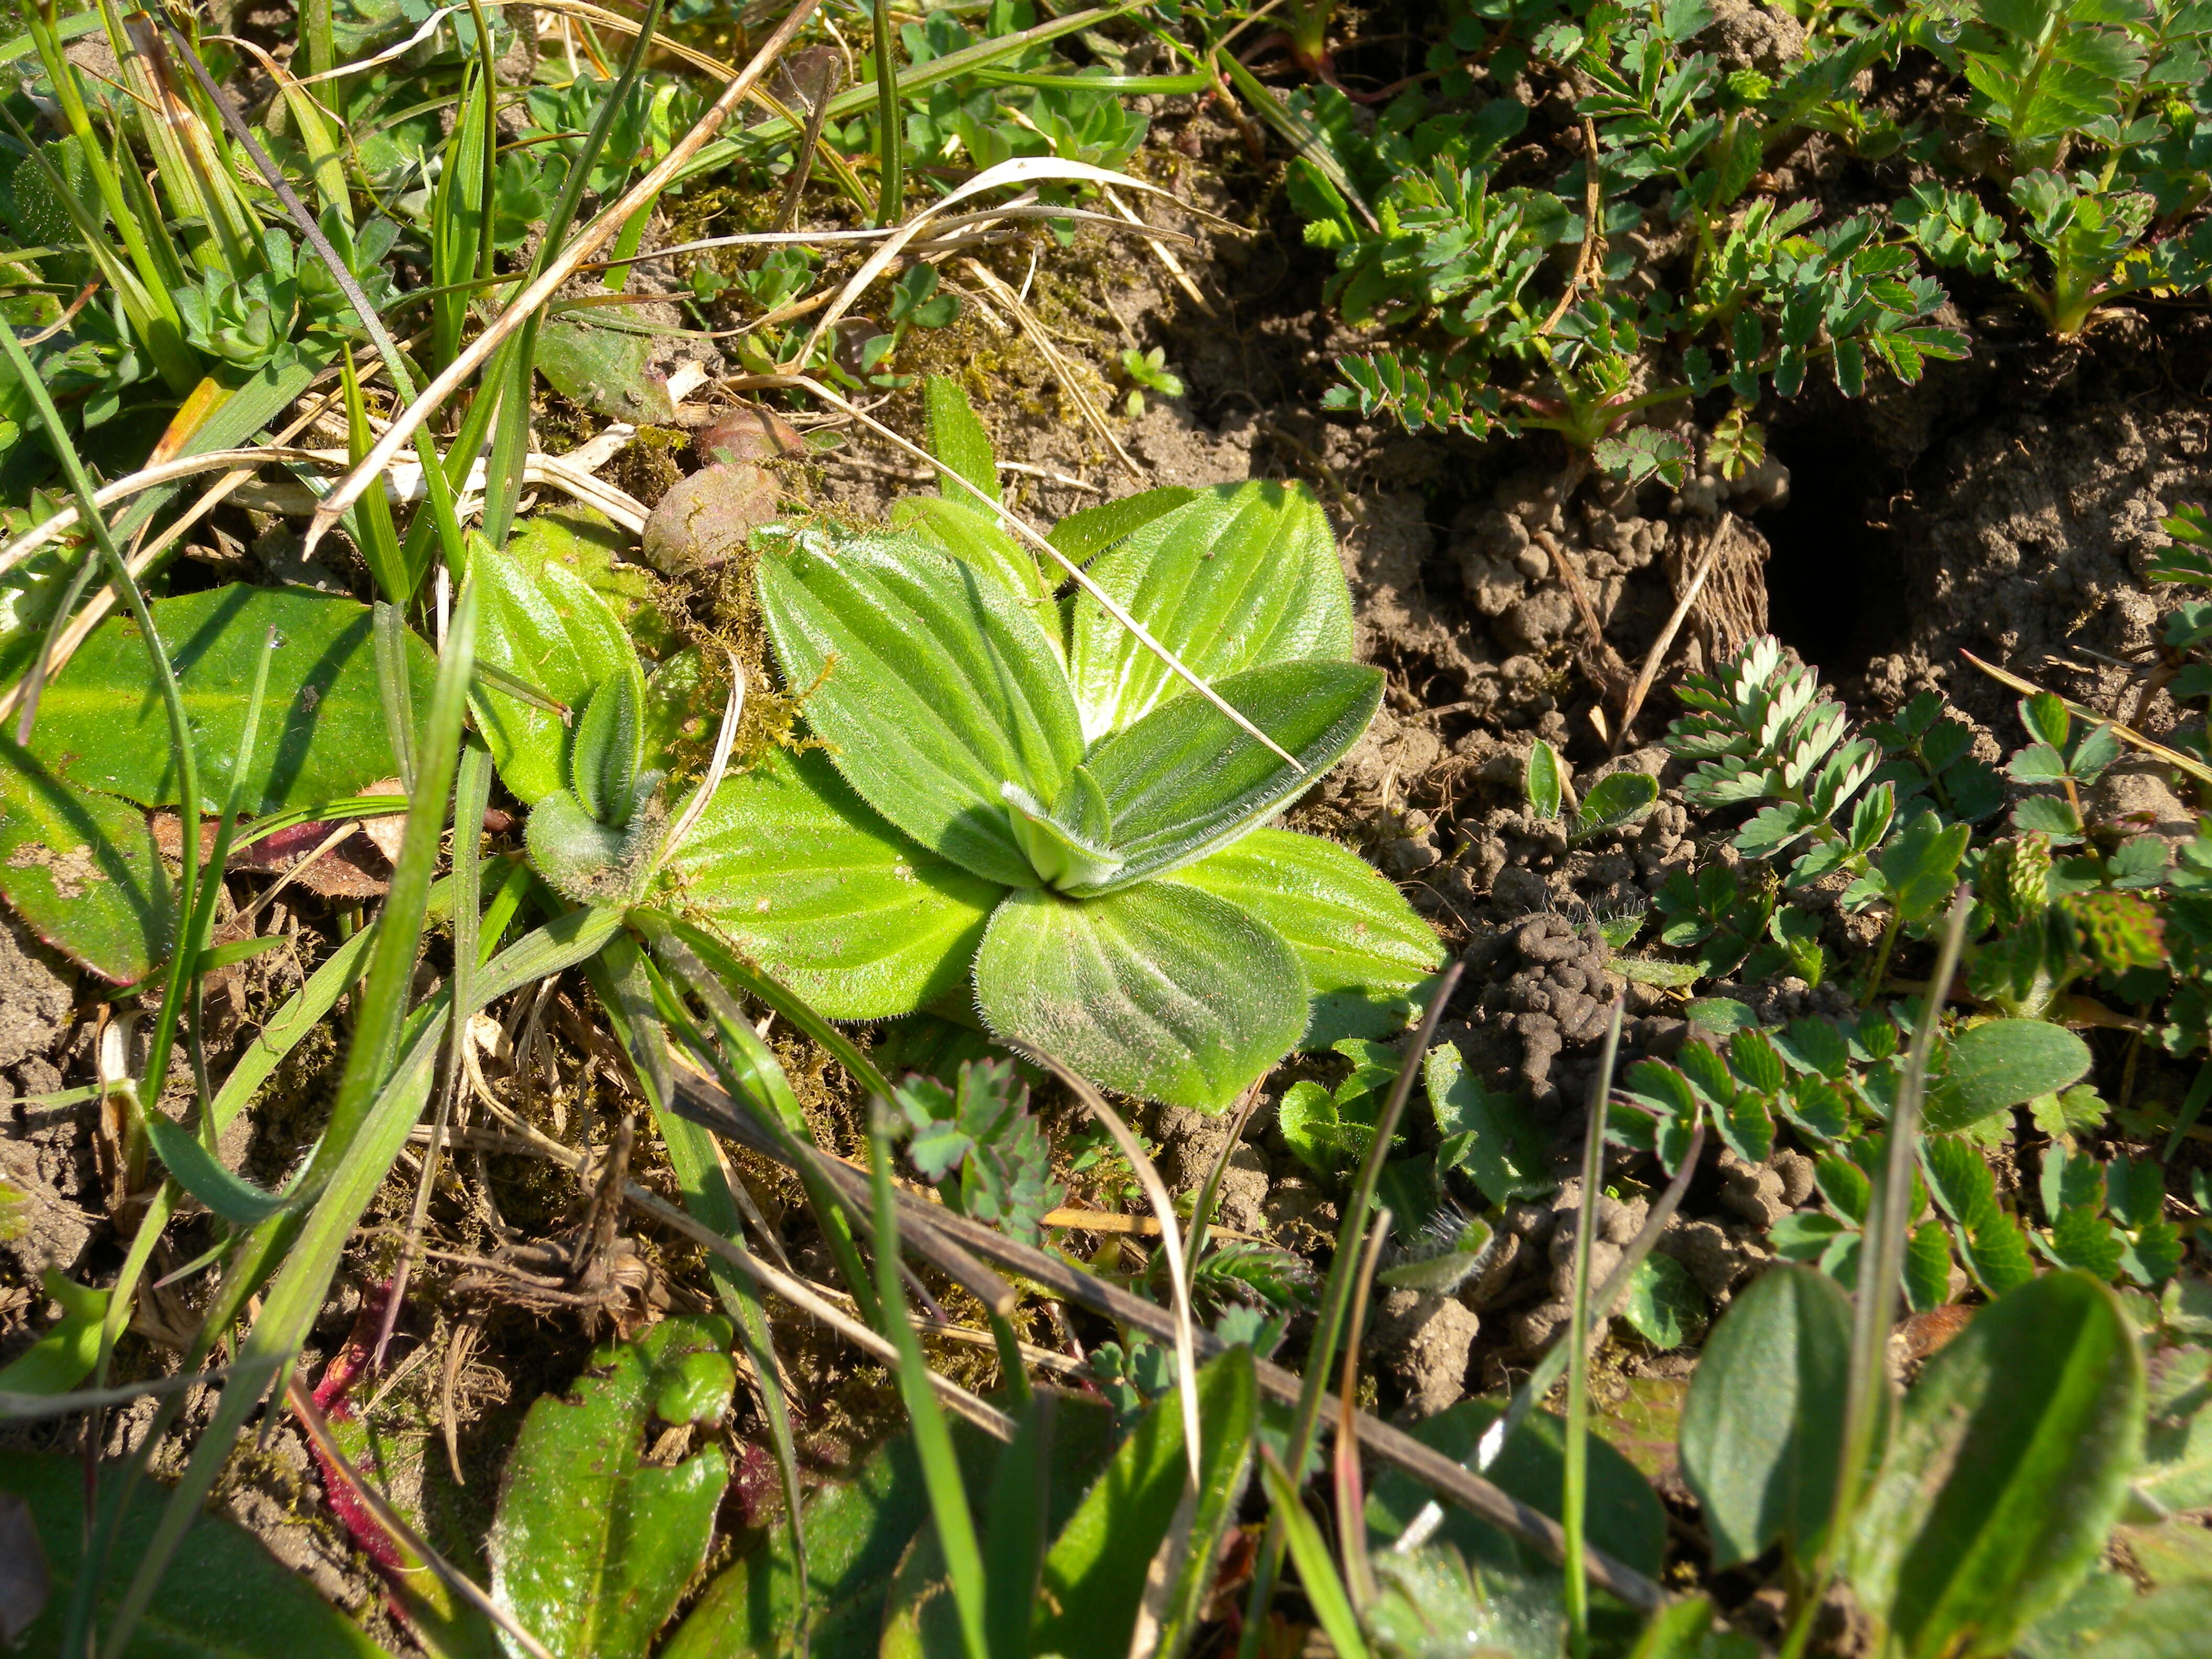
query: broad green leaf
1030 1351 1256 1659
1678 1265 1853 1569
29 585 435 814
892 495 1044 603
1849 1272 2145 1659
1365 1397 1668 1580
1525 739 1564 820
665 748 1002 1020
490 1315 736 1659
1926 1019 2093 1132
505 507 679 663
757 533 1083 889
1075 659 1383 893
536 315 678 423
1065 480 1355 738
1424 1042 1552 1205
973 882 1307 1111
0 736 172 983
2077 1582 2212 1659
0 1451 390 1656
472 537 647 807
922 374 1000 506
1169 827 1443 1045
1046 484 1201 567
662 1400 1119 1659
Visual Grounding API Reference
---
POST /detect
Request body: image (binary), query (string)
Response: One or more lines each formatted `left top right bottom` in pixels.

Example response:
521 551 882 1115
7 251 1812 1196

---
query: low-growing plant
651 380 1444 1111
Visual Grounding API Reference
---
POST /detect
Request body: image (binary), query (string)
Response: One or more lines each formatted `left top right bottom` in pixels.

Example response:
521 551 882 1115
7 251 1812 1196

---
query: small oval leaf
1525 739 1564 821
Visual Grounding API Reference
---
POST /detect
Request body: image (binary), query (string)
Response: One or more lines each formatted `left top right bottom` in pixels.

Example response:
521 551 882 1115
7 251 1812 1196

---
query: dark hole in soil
1754 429 1910 678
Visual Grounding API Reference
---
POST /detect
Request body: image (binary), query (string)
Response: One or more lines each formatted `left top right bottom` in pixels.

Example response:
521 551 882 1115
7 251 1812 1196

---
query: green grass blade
672 2 1143 182
1258 1448 1372 1659
480 0 665 546
870 0 902 226
1564 1004 1627 1656
431 66 494 371
869 1098 990 1659
343 353 411 604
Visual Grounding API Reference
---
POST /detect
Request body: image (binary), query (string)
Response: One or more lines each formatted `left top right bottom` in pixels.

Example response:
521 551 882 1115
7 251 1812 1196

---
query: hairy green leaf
922 374 1000 506
666 748 1002 1019
1076 659 1382 893
1046 485 1201 567
757 533 1082 889
1064 481 1355 738
974 882 1307 1110
1168 826 1443 1045
1425 1042 1553 1205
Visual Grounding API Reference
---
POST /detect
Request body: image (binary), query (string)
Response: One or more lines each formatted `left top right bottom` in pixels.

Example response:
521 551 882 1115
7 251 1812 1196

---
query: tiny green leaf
1574 768 1658 839
567 674 643 826
1525 738 1565 821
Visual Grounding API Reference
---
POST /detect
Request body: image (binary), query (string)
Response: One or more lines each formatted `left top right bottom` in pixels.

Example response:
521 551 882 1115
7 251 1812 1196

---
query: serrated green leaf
758 533 1082 889
667 748 1002 1018
490 1316 735 1659
472 538 647 808
973 881 1308 1110
1425 1042 1553 1204
1680 1265 1853 1569
1849 1273 2145 1659
1064 481 1355 738
30 584 436 814
1167 826 1443 1046
1904 1220 1954 1313
1076 660 1382 893
1926 1019 2093 1132
0 735 173 983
